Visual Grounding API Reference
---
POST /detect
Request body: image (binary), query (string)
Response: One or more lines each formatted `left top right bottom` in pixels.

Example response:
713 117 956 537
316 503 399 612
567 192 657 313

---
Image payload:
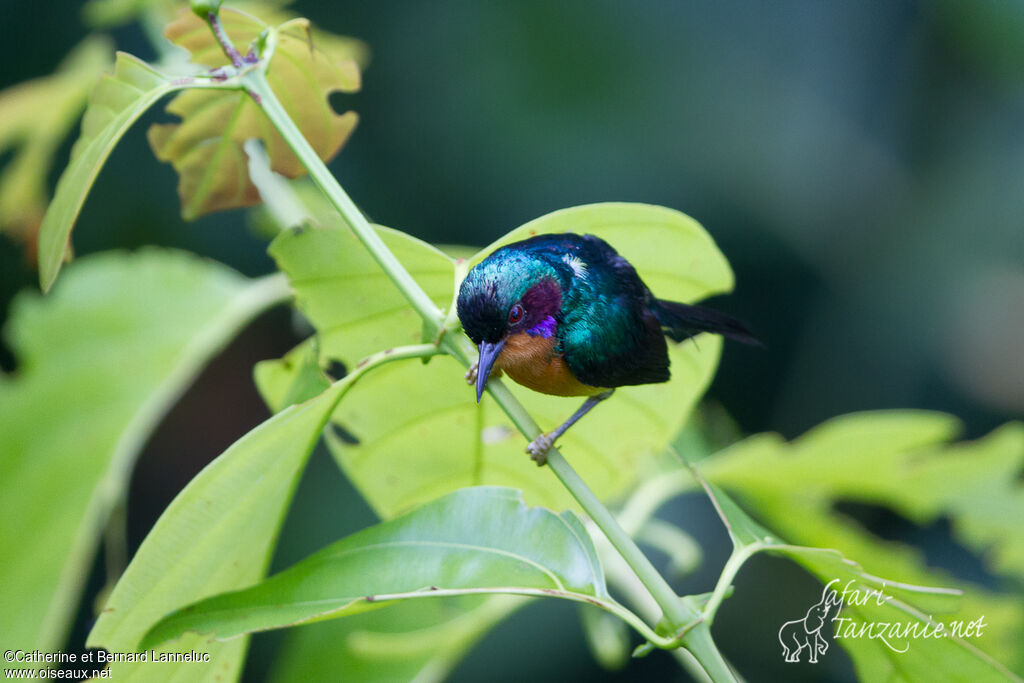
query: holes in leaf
328 91 358 117
328 422 360 445
326 359 347 380
832 500 995 587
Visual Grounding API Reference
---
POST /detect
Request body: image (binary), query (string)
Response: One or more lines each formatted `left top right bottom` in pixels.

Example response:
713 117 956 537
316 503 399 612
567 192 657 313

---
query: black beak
475 340 505 402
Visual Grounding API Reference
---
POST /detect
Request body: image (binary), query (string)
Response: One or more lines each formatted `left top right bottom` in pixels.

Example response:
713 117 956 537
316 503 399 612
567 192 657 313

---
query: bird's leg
527 389 614 466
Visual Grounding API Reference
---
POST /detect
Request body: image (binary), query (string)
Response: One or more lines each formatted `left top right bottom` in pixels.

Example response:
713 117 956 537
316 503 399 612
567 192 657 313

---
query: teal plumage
457 232 756 462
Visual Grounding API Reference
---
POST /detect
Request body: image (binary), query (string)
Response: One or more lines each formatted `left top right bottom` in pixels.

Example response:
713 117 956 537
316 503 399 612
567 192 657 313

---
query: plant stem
209 12 244 67
480 375 697 628
242 69 443 329
241 43 702 654
682 623 736 682
701 543 763 624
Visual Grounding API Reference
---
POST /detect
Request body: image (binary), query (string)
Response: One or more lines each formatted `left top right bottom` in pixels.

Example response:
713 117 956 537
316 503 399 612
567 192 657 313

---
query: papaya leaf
788 549 1018 681
88 378 350 681
688 471 1020 680
265 202 729 517
713 412 1024 580
0 250 283 653
140 487 611 648
699 413 1024 678
37 53 183 291
0 37 111 252
696 474 963 613
149 8 364 221
269 595 526 683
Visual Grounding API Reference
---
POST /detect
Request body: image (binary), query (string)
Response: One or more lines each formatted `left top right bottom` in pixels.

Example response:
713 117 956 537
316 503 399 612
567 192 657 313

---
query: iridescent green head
457 244 564 400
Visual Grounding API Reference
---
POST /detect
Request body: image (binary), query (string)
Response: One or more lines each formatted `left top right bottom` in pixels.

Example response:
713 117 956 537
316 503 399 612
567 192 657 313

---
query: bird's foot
526 433 554 466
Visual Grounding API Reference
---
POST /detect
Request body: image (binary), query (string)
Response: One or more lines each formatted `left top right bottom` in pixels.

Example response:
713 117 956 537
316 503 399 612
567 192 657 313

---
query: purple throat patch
526 315 557 338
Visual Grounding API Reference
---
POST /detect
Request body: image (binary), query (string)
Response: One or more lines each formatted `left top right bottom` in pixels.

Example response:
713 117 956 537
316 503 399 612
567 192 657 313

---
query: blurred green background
1 1 1022 681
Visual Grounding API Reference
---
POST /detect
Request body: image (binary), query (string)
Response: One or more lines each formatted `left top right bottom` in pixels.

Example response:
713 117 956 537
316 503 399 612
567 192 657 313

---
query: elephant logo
778 582 843 663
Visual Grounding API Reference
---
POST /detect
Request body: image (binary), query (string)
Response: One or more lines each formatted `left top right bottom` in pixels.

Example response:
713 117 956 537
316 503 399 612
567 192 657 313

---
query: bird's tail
651 299 761 346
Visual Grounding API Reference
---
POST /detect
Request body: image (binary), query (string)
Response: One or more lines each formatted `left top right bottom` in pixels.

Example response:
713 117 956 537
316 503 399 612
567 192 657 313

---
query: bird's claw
526 433 554 466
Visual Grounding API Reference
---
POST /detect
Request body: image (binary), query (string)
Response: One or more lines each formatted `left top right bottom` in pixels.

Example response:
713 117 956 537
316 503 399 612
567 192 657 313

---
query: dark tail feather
652 299 762 347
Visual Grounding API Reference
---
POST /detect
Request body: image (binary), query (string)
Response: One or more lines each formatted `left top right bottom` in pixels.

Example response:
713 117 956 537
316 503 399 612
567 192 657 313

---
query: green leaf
269 224 456 365
328 346 717 517
253 339 330 412
82 0 296 29
0 250 281 652
478 202 735 302
88 373 349 681
703 412 1024 590
701 477 780 549
141 487 609 647
785 548 1016 681
37 53 182 291
700 413 1024 679
149 8 364 220
270 596 526 683
0 37 111 250
267 202 730 517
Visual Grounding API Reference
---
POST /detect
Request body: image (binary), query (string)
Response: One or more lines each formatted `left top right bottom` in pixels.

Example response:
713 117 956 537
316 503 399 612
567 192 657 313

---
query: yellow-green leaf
89 376 350 682
270 225 455 363
37 53 182 291
0 37 111 252
149 8 364 220
479 202 735 302
266 202 731 517
702 412 1024 677
140 487 607 648
0 250 281 653
269 596 525 683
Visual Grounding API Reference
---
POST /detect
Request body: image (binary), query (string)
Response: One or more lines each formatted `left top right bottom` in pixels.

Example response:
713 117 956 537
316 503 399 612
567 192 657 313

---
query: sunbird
456 232 758 464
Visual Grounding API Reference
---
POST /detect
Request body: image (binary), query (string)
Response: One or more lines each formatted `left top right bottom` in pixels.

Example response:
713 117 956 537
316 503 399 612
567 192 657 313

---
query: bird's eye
508 304 525 324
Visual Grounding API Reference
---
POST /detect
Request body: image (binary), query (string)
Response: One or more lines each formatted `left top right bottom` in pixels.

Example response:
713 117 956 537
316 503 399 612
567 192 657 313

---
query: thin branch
208 12 245 68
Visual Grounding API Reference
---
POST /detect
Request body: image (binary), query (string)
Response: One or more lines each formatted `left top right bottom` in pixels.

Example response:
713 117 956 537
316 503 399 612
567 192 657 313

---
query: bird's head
457 248 563 401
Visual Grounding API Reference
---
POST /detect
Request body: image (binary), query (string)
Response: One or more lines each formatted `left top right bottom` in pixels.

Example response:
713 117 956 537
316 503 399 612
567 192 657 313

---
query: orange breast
496 332 606 397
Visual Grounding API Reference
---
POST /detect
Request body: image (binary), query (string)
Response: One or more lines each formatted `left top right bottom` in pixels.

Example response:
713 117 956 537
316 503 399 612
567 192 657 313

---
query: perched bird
457 232 758 464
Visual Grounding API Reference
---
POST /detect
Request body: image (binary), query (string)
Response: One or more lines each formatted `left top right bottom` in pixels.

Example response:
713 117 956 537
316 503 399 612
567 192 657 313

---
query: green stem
346 344 443 381
499 399 695 628
208 12 245 67
701 543 763 624
682 623 736 682
241 40 704 658
443 328 698 634
243 69 443 330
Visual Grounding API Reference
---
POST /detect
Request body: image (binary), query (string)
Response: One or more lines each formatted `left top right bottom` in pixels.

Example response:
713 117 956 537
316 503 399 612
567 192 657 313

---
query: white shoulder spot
561 253 588 280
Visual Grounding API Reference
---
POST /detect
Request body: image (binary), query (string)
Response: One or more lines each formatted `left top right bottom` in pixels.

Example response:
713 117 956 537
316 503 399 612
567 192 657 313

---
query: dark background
1 1 1022 681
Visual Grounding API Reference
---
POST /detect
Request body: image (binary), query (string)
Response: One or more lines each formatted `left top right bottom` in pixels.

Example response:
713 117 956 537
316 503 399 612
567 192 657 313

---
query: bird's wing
557 235 671 388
